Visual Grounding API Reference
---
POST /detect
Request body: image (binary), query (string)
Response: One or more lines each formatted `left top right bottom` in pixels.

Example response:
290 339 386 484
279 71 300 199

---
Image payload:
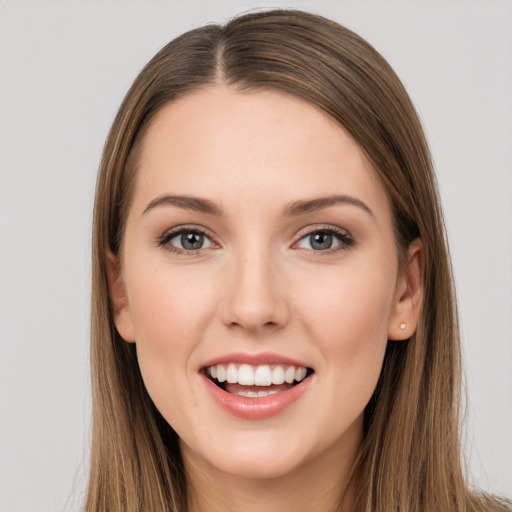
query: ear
107 250 136 343
388 238 424 341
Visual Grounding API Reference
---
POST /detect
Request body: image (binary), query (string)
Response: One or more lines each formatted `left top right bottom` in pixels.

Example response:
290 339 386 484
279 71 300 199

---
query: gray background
0 1 510 510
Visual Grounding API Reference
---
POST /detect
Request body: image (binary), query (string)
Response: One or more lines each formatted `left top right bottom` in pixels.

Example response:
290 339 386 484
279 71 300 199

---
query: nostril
227 320 279 331
219 275 291 331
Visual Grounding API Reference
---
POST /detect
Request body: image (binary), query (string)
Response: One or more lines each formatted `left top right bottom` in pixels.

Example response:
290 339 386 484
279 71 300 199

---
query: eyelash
156 226 215 256
293 225 355 254
156 224 355 255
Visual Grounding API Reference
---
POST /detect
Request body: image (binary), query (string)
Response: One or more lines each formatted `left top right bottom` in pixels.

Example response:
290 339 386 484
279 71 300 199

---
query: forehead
131 86 391 221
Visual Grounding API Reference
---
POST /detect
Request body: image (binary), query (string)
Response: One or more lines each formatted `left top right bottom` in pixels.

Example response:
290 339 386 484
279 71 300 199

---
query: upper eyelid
162 224 214 237
294 224 352 239
292 224 355 251
158 225 217 247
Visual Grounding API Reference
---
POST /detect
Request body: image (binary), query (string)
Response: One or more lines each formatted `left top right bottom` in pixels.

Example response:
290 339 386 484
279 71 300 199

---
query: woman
86 9 510 512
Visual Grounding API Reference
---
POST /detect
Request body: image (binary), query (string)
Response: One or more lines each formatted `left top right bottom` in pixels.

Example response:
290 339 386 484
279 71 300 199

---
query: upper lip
201 352 312 370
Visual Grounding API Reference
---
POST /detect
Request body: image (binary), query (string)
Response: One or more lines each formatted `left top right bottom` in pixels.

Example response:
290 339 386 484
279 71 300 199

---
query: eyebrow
142 194 222 216
282 195 374 217
142 193 373 218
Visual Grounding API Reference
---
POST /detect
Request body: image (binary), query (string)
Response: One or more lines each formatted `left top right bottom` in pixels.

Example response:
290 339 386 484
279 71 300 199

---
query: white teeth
216 364 226 382
284 366 296 384
235 391 259 398
226 363 238 384
271 365 285 385
254 365 272 386
295 367 307 382
208 363 309 387
238 364 255 385
235 389 280 398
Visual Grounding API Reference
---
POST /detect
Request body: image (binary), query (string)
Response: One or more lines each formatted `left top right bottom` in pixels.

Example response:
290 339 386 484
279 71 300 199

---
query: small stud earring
400 323 406 330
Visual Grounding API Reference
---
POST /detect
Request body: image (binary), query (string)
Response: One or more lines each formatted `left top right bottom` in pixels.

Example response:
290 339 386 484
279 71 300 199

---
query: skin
109 86 423 512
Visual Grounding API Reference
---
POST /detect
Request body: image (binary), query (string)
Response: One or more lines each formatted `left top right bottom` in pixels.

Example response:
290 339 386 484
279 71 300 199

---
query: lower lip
201 374 312 420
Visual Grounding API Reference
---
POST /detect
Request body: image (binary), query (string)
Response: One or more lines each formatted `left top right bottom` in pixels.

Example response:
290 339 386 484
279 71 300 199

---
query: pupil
181 232 203 250
311 232 332 250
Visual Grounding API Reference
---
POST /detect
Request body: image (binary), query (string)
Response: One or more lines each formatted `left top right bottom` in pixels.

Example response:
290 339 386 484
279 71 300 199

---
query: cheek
300 262 395 342
123 257 222 426
123 255 220 396
127 256 216 342
296 260 396 398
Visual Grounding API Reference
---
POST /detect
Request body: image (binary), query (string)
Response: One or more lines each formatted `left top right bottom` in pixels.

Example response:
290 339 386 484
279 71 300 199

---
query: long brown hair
87 9 510 511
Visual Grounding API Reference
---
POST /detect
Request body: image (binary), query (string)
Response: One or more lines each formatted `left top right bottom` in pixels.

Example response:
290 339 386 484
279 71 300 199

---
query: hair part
87 9 510 511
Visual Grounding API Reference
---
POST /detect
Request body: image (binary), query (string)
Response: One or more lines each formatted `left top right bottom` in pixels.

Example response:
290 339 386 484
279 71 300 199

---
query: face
110 86 421 481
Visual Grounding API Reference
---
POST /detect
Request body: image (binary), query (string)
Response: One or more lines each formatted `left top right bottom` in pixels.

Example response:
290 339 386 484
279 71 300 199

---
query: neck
182 423 361 512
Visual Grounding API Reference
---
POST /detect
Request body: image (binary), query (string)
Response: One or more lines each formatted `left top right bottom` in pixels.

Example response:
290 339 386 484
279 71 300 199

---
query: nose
219 248 290 334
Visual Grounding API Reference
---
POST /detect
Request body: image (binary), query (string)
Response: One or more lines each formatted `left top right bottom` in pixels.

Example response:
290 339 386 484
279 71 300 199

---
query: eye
158 228 214 252
295 227 354 252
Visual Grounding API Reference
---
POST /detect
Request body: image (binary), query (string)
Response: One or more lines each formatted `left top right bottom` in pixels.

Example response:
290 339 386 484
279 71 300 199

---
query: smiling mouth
203 363 314 398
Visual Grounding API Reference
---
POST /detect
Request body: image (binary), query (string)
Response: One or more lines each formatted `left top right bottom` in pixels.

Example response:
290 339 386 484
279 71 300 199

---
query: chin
211 448 307 480
182 428 311 481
